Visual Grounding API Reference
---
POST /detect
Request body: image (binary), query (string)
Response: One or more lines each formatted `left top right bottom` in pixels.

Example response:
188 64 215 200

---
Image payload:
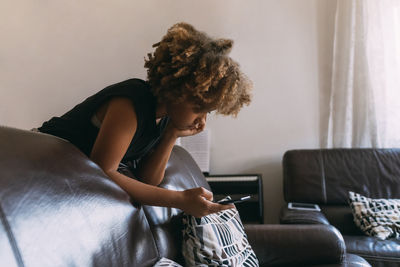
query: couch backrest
283 148 400 204
0 126 209 267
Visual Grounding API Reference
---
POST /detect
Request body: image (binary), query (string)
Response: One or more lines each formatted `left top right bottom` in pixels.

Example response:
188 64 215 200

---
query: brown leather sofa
0 126 371 267
280 149 400 267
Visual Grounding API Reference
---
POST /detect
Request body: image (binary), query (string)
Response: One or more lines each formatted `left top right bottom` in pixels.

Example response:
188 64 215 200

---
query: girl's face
166 101 210 131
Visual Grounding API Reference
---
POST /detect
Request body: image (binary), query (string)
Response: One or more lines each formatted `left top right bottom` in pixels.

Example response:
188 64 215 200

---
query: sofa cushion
343 253 373 267
343 235 400 266
182 197 259 266
318 205 365 235
348 191 400 240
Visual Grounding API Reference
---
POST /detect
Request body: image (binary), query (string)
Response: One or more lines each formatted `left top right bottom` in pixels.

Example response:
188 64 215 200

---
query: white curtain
325 0 400 148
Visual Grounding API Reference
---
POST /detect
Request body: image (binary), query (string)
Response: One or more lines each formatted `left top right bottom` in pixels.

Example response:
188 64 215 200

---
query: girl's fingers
209 202 235 213
199 187 213 201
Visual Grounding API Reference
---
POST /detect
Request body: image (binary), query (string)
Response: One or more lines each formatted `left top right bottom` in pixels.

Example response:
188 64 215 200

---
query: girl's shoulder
113 78 149 88
98 78 151 98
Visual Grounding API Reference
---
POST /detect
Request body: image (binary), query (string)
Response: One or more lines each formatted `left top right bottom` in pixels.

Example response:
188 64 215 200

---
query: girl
34 22 253 218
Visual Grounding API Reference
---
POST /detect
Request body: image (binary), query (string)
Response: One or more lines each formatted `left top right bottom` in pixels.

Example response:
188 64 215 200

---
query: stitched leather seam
142 207 162 259
319 150 327 204
0 202 24 267
354 253 400 262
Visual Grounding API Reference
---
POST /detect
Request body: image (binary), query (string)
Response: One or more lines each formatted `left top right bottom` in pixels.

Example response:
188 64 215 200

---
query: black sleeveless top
38 78 169 168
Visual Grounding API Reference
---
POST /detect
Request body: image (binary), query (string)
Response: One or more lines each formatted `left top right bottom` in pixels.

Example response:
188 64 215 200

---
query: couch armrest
244 224 345 267
279 206 330 225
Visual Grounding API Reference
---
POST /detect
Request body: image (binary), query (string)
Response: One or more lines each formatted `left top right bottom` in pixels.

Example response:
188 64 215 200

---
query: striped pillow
182 197 259 266
153 257 183 267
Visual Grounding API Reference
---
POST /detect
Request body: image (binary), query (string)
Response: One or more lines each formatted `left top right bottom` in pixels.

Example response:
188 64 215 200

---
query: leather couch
0 126 371 267
280 149 400 267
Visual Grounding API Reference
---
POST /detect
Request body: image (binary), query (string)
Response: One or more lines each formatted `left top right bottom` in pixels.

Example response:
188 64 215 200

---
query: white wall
1 0 336 223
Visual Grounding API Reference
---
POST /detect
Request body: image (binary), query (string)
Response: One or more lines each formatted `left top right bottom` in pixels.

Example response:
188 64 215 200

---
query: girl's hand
165 119 206 138
177 187 235 218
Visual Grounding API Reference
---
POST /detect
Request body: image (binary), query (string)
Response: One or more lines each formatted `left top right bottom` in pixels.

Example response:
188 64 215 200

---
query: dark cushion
310 253 372 267
280 206 330 225
320 205 365 235
244 224 346 266
343 235 400 266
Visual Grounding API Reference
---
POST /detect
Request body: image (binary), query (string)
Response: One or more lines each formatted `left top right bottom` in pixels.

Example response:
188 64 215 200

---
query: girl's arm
89 97 232 217
133 123 178 186
136 115 206 186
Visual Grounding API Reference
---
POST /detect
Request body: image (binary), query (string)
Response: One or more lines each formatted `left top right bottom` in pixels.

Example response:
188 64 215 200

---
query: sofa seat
343 235 400 267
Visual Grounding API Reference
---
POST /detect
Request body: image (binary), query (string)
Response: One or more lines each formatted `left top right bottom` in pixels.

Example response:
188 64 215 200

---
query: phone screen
291 203 316 208
288 202 321 211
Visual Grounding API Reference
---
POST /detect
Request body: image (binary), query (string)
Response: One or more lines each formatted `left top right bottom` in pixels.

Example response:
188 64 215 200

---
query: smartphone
216 195 251 205
288 202 321 211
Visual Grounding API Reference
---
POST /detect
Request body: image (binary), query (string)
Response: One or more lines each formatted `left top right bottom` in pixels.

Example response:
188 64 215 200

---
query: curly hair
144 22 253 117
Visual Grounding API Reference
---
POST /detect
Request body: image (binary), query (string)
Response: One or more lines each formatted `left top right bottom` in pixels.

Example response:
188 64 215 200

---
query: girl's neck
155 101 167 119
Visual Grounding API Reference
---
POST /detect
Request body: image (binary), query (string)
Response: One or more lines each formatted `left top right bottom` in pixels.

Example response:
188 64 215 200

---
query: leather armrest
244 224 345 267
279 206 330 225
